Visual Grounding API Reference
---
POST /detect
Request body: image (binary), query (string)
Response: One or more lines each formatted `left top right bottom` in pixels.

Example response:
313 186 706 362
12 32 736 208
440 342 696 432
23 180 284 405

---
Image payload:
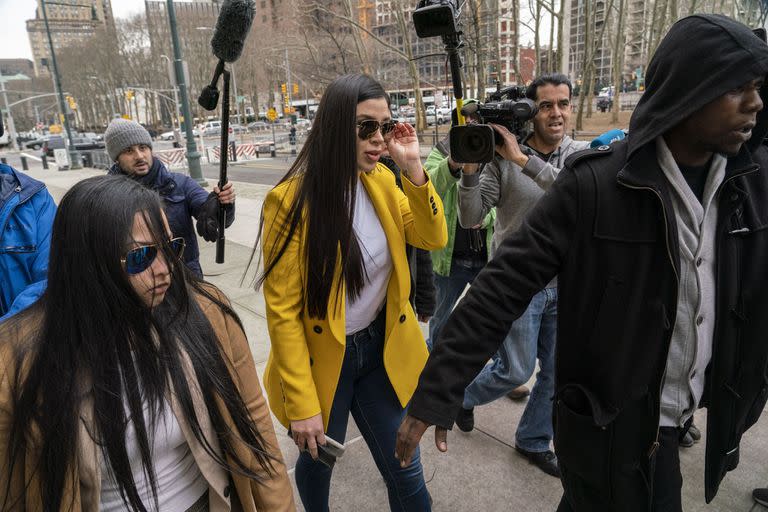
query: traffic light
125 90 134 101
281 83 287 94
293 83 299 95
66 95 77 110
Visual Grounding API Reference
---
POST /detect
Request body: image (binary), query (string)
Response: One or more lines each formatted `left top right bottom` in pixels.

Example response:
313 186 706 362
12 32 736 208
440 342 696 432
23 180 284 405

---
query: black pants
556 426 683 512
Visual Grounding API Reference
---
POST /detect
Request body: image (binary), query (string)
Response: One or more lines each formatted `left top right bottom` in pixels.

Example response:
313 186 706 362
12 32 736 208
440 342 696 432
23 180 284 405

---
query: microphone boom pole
197 0 255 264
215 69 230 264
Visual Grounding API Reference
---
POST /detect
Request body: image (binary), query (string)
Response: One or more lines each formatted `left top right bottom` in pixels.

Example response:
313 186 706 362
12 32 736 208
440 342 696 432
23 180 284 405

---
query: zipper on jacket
617 180 679 458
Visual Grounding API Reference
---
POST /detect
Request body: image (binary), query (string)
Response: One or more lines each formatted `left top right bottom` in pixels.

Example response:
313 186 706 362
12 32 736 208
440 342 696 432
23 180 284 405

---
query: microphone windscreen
211 0 255 63
590 128 626 148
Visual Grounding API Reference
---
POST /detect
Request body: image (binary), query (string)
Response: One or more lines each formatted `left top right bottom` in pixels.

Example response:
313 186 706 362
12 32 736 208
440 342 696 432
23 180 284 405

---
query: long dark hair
2 176 275 512
255 73 390 319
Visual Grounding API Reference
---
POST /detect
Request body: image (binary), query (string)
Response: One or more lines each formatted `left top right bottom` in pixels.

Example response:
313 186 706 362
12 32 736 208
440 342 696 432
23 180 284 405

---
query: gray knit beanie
104 119 153 161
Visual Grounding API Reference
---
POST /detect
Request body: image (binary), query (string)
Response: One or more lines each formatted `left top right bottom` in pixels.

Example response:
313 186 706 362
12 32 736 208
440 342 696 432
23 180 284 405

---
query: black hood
628 14 768 158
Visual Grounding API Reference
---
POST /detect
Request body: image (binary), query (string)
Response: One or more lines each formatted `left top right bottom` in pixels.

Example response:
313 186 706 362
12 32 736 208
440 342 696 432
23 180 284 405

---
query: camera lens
450 124 496 163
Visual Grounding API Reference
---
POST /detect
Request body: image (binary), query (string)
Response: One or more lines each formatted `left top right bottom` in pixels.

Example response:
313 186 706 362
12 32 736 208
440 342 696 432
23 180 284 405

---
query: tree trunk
533 0 542 77
548 0 556 74
393 0 427 131
648 0 669 61
575 0 592 130
512 0 521 81
612 0 626 123
559 0 569 79
344 0 371 74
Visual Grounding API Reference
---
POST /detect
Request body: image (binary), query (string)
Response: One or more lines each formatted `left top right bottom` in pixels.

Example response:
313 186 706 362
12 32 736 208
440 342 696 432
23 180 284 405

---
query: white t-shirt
345 179 393 334
99 396 208 511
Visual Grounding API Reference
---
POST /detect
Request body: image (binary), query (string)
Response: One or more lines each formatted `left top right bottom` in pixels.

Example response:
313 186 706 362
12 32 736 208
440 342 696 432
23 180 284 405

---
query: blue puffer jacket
0 165 56 321
108 158 235 276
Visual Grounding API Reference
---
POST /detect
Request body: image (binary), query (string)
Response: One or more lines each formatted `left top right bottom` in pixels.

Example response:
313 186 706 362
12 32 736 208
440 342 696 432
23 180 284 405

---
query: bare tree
574 0 593 130
311 0 430 131
575 0 613 129
611 0 627 123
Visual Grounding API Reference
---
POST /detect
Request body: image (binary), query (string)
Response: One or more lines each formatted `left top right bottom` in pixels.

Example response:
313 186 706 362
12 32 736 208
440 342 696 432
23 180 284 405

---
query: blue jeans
428 258 486 351
295 310 431 512
462 287 558 453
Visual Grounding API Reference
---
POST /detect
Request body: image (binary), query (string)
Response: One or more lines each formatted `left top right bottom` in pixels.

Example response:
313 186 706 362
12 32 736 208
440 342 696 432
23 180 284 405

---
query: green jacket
425 143 495 277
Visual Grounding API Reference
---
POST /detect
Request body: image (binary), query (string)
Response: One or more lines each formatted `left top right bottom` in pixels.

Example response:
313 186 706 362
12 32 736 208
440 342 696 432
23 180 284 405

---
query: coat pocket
554 384 617 506
1 217 38 253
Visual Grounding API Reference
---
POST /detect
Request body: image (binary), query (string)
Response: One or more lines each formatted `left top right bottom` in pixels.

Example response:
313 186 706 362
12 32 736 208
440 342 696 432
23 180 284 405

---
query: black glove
196 192 221 242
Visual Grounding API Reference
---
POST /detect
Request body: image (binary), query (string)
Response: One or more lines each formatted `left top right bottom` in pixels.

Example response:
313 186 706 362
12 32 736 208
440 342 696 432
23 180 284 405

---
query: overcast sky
0 0 149 60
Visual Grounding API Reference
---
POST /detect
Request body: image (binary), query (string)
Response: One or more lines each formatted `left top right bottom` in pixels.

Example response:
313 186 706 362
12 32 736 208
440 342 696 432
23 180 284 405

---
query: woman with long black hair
258 73 447 511
0 176 294 511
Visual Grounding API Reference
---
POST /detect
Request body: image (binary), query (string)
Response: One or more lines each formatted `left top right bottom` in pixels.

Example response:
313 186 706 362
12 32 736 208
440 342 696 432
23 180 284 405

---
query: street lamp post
41 0 83 169
167 0 205 184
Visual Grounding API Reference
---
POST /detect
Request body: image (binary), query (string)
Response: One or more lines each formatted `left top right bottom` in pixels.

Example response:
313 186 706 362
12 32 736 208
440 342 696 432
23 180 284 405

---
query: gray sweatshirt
458 135 590 256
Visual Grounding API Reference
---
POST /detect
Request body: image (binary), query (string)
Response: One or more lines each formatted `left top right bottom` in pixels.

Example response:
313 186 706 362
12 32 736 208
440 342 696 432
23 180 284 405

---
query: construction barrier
209 143 274 163
154 148 188 169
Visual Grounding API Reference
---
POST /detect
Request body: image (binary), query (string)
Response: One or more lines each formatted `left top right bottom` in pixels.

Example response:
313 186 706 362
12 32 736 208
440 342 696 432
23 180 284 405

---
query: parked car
25 136 53 150
229 123 248 134
295 118 311 129
71 137 105 152
597 97 613 113
598 86 615 99
160 129 199 140
43 136 66 156
425 106 445 125
248 121 269 131
202 120 222 136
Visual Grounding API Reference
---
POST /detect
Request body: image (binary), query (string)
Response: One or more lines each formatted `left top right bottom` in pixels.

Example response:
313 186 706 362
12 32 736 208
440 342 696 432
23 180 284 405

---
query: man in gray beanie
104 118 235 277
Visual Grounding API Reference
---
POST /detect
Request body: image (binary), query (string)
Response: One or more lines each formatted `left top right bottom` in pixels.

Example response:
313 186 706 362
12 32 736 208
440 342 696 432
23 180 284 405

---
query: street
0 149 294 187
201 157 293 186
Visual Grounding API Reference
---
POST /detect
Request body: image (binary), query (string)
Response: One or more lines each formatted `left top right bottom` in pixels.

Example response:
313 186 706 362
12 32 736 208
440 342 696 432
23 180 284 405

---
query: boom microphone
211 0 255 63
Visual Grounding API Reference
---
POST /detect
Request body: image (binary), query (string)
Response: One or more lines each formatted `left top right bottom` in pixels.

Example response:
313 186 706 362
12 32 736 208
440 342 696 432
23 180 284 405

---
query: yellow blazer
262 163 448 429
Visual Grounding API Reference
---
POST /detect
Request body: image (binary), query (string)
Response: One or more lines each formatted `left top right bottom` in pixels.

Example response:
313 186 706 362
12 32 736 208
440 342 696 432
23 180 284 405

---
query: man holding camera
446 73 588 477
398 14 768 511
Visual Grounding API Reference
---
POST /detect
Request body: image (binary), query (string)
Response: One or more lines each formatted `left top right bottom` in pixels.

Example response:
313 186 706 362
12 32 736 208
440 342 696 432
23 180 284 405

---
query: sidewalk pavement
18 157 768 511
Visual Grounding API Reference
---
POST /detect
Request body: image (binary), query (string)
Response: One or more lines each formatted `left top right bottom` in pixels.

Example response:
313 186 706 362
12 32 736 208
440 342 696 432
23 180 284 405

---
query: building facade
26 0 114 77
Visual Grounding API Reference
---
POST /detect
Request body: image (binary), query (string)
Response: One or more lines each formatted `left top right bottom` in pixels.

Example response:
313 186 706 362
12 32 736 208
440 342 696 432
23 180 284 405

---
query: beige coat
0 286 296 511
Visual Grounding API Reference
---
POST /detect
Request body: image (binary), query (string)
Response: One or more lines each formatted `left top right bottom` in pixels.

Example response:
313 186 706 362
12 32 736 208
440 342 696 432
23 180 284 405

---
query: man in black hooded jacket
395 14 768 511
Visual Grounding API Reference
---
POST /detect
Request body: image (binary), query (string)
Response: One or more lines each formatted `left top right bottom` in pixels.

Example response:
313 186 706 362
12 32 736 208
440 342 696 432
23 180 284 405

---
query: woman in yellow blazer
0 176 294 511
260 74 447 511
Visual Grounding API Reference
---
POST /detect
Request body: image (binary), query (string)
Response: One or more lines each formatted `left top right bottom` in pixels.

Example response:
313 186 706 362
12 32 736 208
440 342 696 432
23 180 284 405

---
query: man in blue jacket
105 119 235 276
0 163 56 321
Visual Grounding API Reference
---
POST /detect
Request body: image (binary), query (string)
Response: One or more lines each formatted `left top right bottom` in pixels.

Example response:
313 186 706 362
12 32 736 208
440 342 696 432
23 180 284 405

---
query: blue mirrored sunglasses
122 237 185 275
